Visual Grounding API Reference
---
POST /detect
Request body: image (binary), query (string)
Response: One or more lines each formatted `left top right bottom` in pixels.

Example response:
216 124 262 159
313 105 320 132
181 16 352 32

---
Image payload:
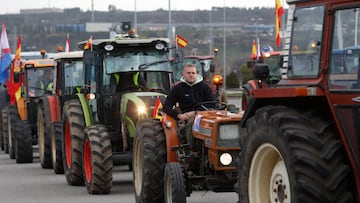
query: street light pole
209 8 213 55
134 0 137 31
223 0 226 88
168 0 172 56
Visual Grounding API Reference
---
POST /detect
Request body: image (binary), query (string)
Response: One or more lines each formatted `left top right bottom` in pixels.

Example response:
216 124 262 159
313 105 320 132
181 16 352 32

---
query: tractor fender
75 93 93 127
162 113 179 162
40 96 60 122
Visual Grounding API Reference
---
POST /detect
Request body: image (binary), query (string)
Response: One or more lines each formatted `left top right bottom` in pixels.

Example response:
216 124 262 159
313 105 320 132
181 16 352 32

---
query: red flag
65 33 70 52
6 36 21 104
275 0 284 47
176 34 188 48
152 97 163 121
84 36 92 50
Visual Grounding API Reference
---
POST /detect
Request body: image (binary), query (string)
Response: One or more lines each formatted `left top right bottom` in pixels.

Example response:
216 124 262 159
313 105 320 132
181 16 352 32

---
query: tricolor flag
65 33 70 52
275 0 284 47
0 23 12 84
6 36 21 104
84 36 92 50
176 34 188 48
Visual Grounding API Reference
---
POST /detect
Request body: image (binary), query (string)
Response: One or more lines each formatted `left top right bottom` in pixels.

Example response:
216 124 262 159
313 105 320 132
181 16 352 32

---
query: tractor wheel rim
65 120 72 168
249 143 290 203
84 138 92 183
51 129 56 165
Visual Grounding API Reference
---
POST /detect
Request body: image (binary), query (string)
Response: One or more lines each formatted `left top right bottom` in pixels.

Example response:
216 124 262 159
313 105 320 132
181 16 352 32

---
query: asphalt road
0 147 238 203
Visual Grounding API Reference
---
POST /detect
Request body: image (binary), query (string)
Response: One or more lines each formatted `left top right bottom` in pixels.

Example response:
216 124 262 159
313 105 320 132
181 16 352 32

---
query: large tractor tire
133 118 167 203
164 162 186 203
37 100 53 168
2 107 8 153
237 105 354 203
15 120 33 163
62 100 85 186
8 105 19 159
83 125 113 194
51 122 64 174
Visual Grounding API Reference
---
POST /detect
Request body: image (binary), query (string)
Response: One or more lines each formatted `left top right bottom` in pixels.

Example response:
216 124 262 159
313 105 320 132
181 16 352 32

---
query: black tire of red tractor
62 100 85 186
51 122 64 174
2 107 9 153
237 105 354 203
83 125 113 194
164 162 186 203
0 109 3 151
8 105 19 159
133 118 167 203
15 120 33 163
37 100 53 168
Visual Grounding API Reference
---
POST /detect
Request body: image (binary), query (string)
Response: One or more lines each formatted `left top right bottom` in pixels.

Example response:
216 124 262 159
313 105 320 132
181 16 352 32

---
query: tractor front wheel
51 122 64 174
133 118 167 203
238 105 354 203
15 120 33 163
38 101 53 168
83 125 113 194
164 162 186 203
62 100 85 185
8 105 19 159
2 107 8 153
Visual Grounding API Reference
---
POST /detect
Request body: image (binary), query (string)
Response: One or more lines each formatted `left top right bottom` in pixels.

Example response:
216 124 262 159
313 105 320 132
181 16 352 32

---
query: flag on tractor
6 35 21 104
152 97 163 121
275 0 284 47
176 34 188 48
65 33 70 52
84 36 92 50
250 39 257 59
0 23 12 84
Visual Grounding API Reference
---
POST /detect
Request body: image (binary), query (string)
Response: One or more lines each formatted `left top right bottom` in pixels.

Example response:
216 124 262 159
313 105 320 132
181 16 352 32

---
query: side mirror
83 50 95 66
14 72 20 83
210 64 215 73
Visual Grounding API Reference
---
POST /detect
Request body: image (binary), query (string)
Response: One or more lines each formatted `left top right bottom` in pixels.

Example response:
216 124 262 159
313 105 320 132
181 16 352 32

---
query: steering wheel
193 100 227 111
121 85 145 92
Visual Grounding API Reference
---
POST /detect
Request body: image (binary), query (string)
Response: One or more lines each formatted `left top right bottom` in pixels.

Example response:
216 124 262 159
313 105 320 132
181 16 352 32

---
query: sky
1 0 288 14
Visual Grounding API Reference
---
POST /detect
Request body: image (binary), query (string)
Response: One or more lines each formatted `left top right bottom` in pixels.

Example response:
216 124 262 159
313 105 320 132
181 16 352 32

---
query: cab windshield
104 48 170 74
288 5 324 78
26 67 54 97
329 7 360 90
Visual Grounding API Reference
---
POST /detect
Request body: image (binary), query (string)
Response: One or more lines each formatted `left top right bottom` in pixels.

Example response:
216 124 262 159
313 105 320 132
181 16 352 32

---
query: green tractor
62 31 173 194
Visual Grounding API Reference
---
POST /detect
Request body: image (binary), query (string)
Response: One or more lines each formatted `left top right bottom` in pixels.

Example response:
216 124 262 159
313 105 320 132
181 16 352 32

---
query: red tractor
36 51 83 173
237 0 360 202
132 77 243 202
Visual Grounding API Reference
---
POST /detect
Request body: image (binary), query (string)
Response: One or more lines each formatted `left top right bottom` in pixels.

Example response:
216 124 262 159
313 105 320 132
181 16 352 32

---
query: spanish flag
176 34 188 48
152 97 163 121
6 35 21 104
84 36 92 50
250 39 257 59
275 0 284 47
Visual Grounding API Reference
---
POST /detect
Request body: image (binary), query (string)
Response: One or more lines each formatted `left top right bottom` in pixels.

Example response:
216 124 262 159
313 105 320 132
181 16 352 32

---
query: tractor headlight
137 106 146 115
219 152 232 166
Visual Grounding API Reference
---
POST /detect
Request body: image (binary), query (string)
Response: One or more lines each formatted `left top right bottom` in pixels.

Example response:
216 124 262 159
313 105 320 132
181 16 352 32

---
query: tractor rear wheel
164 162 186 203
2 107 8 153
51 122 64 174
238 105 354 203
38 101 53 168
83 125 113 194
62 100 85 186
15 120 33 163
8 105 19 159
133 118 166 203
